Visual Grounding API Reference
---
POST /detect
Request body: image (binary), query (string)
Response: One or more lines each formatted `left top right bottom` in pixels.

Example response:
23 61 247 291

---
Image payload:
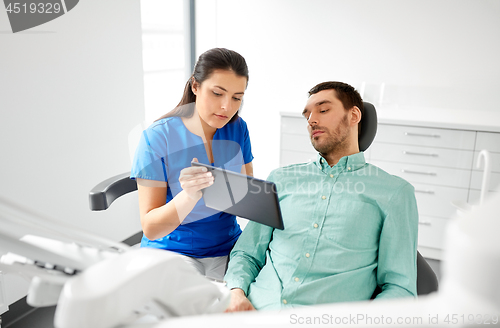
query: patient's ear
350 106 362 127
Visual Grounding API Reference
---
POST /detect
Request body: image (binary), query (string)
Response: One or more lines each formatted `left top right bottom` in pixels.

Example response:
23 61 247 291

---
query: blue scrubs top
130 116 254 258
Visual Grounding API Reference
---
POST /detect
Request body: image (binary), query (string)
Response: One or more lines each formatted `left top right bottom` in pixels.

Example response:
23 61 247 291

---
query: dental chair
89 102 439 296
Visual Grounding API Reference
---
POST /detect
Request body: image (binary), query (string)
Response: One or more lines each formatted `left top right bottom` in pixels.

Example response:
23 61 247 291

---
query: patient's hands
225 288 256 312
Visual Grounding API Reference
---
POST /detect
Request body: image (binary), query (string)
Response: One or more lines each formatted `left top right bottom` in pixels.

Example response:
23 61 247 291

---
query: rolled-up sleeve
375 182 419 299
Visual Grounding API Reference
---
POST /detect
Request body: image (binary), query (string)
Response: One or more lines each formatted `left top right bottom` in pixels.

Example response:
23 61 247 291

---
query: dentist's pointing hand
178 158 214 201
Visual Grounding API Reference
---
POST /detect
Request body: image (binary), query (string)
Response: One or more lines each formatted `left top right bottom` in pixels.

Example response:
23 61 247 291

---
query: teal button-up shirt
224 152 418 310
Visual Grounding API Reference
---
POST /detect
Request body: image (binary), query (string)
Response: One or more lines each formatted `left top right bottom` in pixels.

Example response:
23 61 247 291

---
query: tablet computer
191 161 284 230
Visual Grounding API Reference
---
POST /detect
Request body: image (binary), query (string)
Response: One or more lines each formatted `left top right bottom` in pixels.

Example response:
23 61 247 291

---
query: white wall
0 1 144 304
196 0 500 179
140 0 189 125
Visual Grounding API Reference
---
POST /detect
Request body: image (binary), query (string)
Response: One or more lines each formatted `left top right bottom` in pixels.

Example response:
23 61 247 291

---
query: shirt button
348 167 351 171
330 174 334 178
313 223 318 228
294 277 300 282
283 299 288 304
305 253 310 258
321 195 326 200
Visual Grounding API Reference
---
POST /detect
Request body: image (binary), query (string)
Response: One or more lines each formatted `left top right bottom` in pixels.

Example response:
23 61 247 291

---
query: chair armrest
89 172 137 211
416 251 439 295
371 251 439 298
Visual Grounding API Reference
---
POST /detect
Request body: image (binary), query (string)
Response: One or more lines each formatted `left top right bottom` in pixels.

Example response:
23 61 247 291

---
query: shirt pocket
323 201 382 251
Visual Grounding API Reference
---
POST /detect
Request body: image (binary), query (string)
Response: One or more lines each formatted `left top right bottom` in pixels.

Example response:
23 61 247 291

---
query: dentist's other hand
178 158 214 201
225 288 256 312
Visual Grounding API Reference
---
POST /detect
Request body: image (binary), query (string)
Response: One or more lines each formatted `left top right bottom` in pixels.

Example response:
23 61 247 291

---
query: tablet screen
191 161 284 230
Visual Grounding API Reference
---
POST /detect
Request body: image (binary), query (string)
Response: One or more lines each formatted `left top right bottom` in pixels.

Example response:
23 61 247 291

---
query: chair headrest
359 102 378 152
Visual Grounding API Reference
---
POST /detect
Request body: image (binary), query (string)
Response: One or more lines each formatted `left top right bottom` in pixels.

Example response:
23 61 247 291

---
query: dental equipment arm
0 196 128 307
0 196 129 252
0 232 124 307
0 196 230 327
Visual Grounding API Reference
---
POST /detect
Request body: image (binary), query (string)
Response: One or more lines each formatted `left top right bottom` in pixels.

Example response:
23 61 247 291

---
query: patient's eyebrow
302 99 332 117
315 100 332 106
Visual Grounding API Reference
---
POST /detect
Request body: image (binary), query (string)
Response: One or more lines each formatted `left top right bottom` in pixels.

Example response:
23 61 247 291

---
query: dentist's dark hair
156 48 249 122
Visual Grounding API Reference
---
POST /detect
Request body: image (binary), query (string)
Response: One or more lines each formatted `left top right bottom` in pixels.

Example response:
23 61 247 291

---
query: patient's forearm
374 283 416 300
141 190 198 240
224 221 273 293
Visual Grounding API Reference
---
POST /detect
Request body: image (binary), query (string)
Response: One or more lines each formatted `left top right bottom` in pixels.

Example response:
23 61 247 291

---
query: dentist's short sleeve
240 118 253 164
130 128 168 182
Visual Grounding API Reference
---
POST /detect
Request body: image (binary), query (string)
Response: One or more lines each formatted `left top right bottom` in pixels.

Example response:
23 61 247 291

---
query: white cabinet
368 143 474 170
280 113 500 260
367 124 500 260
373 124 476 150
369 124 477 260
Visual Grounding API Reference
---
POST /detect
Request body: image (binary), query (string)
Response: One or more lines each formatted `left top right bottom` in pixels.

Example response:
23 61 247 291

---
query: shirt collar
315 152 366 173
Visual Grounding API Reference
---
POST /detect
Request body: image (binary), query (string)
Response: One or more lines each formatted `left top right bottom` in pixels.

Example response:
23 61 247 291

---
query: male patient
224 81 418 311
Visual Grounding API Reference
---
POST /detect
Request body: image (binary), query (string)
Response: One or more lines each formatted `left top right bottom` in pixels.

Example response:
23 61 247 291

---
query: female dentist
130 48 253 280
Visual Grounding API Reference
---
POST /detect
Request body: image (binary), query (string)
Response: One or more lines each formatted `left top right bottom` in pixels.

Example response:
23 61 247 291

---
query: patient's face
191 69 247 130
303 89 351 155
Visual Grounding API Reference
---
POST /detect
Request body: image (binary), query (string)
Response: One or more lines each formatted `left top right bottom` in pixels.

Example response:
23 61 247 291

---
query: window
140 0 194 124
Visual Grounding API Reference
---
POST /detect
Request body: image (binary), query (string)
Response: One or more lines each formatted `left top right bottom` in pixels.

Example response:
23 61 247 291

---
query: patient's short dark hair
308 81 363 112
308 81 364 135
